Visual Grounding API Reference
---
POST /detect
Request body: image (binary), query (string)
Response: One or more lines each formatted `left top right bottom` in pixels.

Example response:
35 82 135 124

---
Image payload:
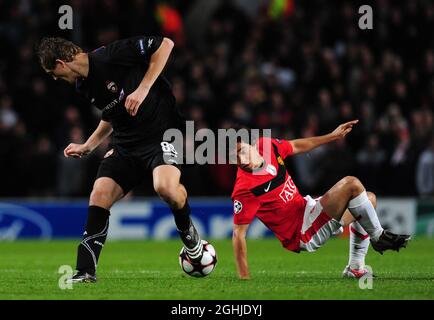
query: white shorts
299 195 342 252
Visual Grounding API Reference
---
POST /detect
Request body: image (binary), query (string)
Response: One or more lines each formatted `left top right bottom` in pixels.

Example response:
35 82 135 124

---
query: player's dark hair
219 123 251 163
37 37 83 70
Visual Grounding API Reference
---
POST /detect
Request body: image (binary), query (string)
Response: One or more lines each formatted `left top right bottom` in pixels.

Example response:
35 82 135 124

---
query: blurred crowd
0 0 434 198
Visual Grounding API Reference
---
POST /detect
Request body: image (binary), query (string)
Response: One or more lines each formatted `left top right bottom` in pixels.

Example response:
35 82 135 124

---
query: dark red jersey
231 137 307 252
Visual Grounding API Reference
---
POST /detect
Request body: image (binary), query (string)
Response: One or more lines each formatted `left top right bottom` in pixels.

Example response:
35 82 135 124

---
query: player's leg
153 164 203 261
71 177 123 283
320 176 382 239
341 192 376 278
320 176 410 253
70 150 140 283
299 195 343 252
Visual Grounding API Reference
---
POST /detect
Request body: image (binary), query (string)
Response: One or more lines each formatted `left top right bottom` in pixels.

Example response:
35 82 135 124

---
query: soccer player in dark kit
37 36 204 283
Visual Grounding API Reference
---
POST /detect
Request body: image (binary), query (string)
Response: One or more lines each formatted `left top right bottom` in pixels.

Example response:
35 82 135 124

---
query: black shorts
96 140 180 194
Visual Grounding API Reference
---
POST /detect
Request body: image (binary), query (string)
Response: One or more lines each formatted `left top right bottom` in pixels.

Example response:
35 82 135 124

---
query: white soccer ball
179 240 217 277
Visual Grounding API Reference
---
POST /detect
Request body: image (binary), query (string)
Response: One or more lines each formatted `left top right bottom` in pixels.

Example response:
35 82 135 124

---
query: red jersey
231 137 307 252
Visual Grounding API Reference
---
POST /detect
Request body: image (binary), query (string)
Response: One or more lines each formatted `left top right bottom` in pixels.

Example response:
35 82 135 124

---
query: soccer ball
179 240 217 277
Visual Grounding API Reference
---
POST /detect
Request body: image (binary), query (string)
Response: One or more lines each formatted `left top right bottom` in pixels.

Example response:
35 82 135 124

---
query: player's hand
64 143 91 159
331 120 359 140
125 86 150 116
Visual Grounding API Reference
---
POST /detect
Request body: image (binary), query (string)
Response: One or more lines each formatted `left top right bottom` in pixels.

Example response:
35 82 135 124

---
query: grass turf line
0 238 433 299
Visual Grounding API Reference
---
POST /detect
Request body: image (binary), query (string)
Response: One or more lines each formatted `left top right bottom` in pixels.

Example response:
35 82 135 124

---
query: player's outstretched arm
233 224 251 280
289 120 359 155
64 120 113 158
125 37 175 116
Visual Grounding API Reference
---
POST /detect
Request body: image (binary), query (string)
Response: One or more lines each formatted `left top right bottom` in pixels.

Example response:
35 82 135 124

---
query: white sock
348 221 369 270
348 191 383 241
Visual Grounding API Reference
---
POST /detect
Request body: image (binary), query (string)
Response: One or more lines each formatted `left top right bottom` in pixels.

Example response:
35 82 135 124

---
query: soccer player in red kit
231 120 410 279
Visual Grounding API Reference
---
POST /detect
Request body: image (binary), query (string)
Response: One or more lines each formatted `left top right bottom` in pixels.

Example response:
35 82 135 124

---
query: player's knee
154 181 180 206
89 188 114 208
232 229 246 240
342 176 364 195
367 191 377 208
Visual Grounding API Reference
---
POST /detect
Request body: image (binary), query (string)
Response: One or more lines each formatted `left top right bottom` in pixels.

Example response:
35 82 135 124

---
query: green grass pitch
0 237 433 300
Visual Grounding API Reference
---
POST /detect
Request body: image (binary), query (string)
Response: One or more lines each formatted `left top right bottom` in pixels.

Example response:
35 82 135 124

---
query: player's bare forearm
84 120 113 151
289 120 358 155
64 120 112 158
290 134 335 155
233 236 250 279
233 225 250 279
139 37 174 91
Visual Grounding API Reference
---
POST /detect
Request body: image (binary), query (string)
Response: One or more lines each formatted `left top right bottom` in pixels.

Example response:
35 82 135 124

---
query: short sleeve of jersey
104 36 163 66
273 138 293 159
258 137 293 159
232 192 261 225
